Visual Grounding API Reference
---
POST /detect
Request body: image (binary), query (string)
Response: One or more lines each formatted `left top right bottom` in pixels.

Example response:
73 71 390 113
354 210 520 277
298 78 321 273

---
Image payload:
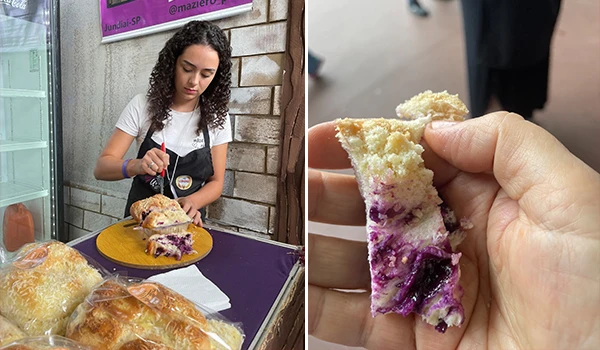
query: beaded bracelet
121 159 131 178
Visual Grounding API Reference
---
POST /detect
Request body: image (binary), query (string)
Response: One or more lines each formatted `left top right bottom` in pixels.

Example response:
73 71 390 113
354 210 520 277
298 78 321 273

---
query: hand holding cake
308 93 600 349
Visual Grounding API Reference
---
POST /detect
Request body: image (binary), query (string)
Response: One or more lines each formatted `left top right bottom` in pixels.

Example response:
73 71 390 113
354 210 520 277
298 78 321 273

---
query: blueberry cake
130 194 196 260
146 232 196 261
335 91 472 333
130 194 191 230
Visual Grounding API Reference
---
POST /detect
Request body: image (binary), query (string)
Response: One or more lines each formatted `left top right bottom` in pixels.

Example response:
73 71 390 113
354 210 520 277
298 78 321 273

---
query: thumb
423 111 591 201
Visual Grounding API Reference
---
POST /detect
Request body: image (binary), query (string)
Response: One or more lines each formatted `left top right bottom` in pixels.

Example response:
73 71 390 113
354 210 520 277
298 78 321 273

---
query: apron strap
201 124 210 149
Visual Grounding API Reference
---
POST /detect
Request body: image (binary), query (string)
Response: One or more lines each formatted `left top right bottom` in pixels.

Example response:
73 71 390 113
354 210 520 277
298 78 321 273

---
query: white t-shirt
116 94 232 157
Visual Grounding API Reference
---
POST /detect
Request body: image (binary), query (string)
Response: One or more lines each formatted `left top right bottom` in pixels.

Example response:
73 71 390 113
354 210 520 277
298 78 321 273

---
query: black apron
124 125 214 220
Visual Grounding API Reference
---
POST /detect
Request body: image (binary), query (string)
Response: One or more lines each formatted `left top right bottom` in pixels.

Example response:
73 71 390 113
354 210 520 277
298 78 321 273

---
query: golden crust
395 90 468 121
129 194 179 222
65 279 242 350
0 242 103 336
129 194 191 229
141 210 190 229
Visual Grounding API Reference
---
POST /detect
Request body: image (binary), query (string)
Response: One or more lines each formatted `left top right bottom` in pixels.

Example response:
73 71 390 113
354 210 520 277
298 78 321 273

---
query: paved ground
307 0 599 349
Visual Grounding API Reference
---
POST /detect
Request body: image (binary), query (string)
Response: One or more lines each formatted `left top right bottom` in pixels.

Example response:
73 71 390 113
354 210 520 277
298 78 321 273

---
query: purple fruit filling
369 204 412 224
367 199 465 333
394 251 453 315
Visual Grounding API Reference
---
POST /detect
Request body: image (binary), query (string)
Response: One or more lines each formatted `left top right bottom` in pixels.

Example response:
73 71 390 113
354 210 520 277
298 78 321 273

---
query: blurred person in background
409 0 429 17
461 0 562 121
308 50 324 78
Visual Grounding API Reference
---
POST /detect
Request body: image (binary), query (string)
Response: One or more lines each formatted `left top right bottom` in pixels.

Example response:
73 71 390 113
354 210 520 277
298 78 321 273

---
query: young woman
94 21 232 226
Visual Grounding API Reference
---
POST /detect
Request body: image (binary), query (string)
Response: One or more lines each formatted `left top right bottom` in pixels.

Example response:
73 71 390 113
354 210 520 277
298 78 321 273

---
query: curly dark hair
146 20 232 135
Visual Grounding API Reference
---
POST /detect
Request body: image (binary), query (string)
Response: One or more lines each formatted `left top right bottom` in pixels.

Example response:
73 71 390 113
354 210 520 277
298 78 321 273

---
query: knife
159 142 166 194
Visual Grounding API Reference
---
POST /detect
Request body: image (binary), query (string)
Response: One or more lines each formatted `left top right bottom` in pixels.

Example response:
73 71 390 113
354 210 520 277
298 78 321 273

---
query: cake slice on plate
146 232 196 261
335 91 472 333
130 194 196 260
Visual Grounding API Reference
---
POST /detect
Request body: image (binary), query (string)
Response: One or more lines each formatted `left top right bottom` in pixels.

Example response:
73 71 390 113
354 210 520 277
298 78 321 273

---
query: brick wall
207 0 288 239
63 0 289 241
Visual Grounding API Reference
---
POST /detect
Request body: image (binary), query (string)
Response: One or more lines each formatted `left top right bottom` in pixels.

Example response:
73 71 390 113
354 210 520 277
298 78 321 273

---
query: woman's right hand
135 148 170 176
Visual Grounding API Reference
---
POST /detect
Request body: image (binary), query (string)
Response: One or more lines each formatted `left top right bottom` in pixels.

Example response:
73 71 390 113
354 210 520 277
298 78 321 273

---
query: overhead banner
100 0 253 44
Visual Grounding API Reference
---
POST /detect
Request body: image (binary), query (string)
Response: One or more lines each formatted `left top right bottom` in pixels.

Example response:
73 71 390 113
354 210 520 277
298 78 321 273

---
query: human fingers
145 149 168 173
186 207 201 225
178 199 198 219
140 155 157 176
308 285 415 349
308 169 365 225
424 112 600 229
308 234 370 289
308 121 352 169
192 211 202 226
421 141 460 189
423 111 586 201
159 149 170 170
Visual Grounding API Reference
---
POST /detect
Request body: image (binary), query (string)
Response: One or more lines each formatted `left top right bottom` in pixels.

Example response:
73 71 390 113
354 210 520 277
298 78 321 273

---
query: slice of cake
334 91 471 333
130 194 191 230
146 232 196 261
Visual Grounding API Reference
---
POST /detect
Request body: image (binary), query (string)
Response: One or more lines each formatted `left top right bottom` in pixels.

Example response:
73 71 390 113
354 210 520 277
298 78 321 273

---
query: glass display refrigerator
0 0 64 254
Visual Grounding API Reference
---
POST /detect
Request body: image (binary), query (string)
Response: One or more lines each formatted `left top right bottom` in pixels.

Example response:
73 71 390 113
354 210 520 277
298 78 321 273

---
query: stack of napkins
148 265 231 312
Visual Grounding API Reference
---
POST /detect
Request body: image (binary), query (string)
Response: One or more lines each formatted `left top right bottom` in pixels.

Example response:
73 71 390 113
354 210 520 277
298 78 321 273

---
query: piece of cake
130 194 191 230
146 232 196 261
334 91 471 333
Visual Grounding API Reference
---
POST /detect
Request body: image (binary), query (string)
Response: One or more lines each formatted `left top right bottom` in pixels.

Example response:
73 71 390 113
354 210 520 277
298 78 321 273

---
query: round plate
96 220 213 270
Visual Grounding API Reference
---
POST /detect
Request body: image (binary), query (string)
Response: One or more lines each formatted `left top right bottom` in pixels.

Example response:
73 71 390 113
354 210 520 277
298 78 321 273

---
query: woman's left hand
177 197 203 227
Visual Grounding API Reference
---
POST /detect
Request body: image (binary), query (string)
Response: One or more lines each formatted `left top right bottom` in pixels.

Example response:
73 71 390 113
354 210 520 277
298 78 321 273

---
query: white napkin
148 265 231 312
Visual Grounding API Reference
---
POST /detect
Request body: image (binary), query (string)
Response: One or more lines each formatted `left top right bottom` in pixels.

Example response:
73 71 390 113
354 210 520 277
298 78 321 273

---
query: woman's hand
177 197 203 226
308 112 600 350
134 148 170 176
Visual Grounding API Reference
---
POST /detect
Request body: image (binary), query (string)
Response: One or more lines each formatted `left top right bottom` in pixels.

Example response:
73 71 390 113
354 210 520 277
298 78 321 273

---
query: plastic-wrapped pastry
0 241 104 336
0 335 91 349
0 314 25 346
65 277 244 350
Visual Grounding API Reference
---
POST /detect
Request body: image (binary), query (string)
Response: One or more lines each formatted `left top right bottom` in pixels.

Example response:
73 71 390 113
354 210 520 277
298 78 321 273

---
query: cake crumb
401 256 408 264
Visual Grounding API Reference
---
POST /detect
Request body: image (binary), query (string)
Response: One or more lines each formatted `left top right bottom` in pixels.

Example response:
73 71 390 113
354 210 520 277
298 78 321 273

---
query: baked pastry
206 320 244 350
129 194 191 229
335 91 472 333
146 232 196 261
0 242 103 336
129 194 178 222
0 335 90 349
0 314 25 346
65 278 243 350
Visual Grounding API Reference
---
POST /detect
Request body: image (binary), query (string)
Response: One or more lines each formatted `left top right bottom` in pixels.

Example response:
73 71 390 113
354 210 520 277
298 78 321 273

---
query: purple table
70 225 301 350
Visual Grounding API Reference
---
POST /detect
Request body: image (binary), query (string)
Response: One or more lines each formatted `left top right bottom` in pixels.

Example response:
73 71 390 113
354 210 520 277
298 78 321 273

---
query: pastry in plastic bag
0 335 91 350
0 314 25 346
65 276 244 350
0 241 104 336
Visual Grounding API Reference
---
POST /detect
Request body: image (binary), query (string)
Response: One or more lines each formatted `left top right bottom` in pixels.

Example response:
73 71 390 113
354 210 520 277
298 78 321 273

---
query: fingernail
430 121 459 129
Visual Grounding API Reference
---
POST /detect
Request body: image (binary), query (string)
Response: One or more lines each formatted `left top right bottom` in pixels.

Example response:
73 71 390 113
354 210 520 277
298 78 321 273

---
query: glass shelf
0 182 48 208
0 88 47 98
0 140 48 152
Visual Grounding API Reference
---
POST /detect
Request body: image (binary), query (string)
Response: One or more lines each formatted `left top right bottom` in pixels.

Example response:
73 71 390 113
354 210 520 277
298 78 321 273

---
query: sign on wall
100 0 253 44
